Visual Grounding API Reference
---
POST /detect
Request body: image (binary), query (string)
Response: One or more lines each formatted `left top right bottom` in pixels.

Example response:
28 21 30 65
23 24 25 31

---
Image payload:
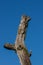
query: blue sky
0 0 43 65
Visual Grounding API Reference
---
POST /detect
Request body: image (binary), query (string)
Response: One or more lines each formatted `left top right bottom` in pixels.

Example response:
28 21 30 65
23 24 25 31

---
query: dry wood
4 15 32 65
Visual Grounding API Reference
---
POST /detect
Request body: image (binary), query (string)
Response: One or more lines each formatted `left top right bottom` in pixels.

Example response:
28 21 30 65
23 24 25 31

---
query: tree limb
4 43 16 51
4 15 32 65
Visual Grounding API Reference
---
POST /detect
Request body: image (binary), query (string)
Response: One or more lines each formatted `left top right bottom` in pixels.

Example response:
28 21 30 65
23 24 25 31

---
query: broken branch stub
4 15 31 65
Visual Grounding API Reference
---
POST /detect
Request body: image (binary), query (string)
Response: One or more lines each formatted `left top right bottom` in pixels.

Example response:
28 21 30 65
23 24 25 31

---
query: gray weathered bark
4 15 32 65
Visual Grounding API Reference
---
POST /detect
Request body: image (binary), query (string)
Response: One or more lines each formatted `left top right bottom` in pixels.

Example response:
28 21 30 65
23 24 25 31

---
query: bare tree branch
4 15 32 65
4 43 16 51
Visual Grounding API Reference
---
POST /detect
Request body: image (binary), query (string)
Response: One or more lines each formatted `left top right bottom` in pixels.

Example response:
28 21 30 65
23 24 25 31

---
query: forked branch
4 15 32 65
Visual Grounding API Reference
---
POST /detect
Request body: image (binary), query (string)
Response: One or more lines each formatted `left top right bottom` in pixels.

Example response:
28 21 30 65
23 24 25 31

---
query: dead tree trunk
4 15 32 65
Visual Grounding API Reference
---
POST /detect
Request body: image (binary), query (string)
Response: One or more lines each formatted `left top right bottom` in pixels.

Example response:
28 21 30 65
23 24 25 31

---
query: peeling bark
4 15 32 65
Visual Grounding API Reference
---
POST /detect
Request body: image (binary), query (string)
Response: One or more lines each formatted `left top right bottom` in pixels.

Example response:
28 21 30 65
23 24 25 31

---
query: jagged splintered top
21 15 31 23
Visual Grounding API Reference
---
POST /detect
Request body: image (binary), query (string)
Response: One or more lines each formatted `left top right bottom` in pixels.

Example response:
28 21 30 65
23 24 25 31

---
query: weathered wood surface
4 15 32 65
